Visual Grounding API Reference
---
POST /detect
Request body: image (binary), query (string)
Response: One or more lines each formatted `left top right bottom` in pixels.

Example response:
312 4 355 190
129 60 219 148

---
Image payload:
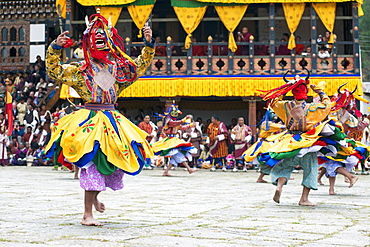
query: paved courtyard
1 166 370 247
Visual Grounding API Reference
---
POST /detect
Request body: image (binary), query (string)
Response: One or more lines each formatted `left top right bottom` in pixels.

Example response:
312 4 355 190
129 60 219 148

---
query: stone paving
1 166 370 247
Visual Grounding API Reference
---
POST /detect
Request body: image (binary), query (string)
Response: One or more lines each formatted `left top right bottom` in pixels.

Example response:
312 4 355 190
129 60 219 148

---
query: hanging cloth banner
56 0 66 18
128 3 156 38
214 5 248 52
282 3 305 50
358 3 364 17
173 6 207 49
96 7 122 27
312 3 336 43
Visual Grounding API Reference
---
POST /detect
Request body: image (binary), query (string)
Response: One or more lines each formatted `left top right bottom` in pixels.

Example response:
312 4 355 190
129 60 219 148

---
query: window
10 27 17 41
10 47 17 57
19 27 25 42
1 48 8 58
18 47 26 57
1 28 8 42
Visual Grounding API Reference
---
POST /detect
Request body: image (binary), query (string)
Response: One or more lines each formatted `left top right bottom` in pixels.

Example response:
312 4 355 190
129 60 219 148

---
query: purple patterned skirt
80 164 124 191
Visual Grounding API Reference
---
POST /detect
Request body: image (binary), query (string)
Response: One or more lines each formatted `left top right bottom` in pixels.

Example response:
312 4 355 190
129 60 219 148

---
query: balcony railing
121 38 358 77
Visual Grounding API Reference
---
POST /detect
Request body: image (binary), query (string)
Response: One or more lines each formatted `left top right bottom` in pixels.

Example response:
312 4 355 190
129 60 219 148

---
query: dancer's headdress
259 68 310 101
331 83 368 114
79 9 137 74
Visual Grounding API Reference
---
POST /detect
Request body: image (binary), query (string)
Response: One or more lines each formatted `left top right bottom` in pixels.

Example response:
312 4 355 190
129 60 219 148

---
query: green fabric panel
93 148 117 176
270 149 301 160
171 0 208 7
328 127 347 141
53 136 63 165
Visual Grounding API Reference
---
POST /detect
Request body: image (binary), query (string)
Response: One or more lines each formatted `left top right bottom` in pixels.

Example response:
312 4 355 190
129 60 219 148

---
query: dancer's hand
143 23 152 42
56 31 70 47
310 84 323 94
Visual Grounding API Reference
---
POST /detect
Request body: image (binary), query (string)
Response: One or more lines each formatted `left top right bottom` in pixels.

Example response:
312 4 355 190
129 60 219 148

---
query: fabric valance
195 0 362 4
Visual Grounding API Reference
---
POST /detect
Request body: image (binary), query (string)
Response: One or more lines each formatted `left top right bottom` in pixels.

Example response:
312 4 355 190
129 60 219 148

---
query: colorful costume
45 14 155 191
256 71 368 190
151 103 196 166
320 84 370 178
242 111 286 176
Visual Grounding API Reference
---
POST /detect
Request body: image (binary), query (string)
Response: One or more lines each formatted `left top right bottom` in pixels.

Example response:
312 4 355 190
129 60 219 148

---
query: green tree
360 1 370 81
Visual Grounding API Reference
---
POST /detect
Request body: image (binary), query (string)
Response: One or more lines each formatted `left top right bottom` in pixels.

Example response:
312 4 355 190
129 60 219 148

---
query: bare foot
344 177 350 183
256 179 268 183
318 180 324 185
93 200 105 213
81 215 103 226
349 176 358 188
289 177 295 180
74 176 79 179
162 173 173 177
298 200 317 206
329 190 337 195
188 168 197 174
273 189 281 203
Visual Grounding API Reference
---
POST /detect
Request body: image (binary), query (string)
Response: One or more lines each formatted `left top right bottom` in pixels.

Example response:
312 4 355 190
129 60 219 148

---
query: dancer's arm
46 31 81 86
134 24 155 78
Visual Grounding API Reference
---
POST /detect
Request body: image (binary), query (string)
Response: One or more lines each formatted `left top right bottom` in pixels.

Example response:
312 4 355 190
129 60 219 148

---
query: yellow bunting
358 3 364 17
127 5 155 38
282 3 305 50
96 7 122 26
119 76 362 98
173 6 207 49
214 5 248 52
312 3 336 43
56 0 66 18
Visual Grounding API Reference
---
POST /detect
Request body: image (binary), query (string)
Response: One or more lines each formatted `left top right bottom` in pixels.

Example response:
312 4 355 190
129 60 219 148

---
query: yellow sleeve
46 41 81 87
134 45 155 78
271 97 288 124
306 94 333 123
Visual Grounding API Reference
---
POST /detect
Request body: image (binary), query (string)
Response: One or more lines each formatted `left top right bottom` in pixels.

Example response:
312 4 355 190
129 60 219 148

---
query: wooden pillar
65 0 72 59
269 3 275 74
310 4 317 74
249 99 257 140
352 2 360 75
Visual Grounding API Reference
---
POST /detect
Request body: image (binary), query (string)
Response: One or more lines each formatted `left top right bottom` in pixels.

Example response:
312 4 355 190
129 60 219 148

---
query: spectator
17 98 27 126
302 46 312 56
182 115 202 169
36 78 48 90
0 126 10 166
30 65 46 84
318 47 330 59
22 126 33 143
24 105 39 130
207 115 229 171
191 37 206 56
34 55 46 71
276 38 291 55
46 83 56 101
73 43 84 59
154 36 166 56
295 36 305 55
236 27 252 55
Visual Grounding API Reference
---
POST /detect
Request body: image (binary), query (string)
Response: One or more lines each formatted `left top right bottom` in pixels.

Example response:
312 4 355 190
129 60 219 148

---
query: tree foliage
360 2 370 81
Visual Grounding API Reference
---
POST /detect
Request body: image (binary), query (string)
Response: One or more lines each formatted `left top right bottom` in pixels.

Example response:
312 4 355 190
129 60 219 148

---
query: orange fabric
138 121 153 141
207 123 228 158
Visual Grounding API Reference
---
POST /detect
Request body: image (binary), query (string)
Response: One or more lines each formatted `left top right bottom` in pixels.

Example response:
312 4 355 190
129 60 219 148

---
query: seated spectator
212 39 228 56
73 43 84 59
302 46 312 56
34 55 46 71
318 47 330 59
36 78 47 90
154 36 166 56
14 142 27 165
22 126 33 143
30 65 45 84
254 45 269 55
276 38 291 55
171 46 183 56
295 36 305 55
46 83 56 101
191 37 206 56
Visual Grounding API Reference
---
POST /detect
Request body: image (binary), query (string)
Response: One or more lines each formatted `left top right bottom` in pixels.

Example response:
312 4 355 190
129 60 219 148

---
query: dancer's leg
82 191 103 226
